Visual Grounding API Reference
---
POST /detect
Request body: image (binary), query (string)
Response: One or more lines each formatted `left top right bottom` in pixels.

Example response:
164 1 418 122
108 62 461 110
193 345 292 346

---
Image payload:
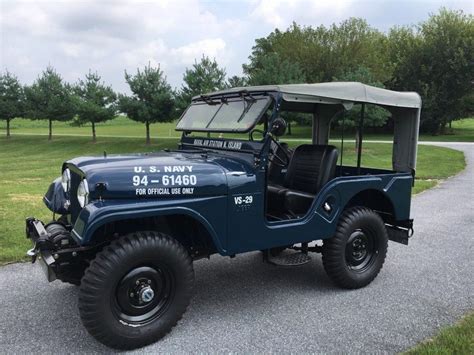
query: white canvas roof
200 82 422 109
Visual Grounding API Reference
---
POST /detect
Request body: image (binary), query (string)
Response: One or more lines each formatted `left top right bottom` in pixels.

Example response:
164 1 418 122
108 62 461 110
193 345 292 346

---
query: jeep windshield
176 96 271 133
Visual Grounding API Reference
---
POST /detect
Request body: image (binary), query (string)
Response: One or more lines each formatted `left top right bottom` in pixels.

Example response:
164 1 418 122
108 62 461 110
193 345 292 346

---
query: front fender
71 196 228 253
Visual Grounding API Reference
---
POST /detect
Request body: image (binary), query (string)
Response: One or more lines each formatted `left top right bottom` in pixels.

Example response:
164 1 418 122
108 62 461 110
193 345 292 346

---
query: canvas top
197 82 422 109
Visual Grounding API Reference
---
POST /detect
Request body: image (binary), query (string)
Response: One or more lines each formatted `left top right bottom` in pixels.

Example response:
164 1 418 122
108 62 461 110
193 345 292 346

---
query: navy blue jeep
26 82 421 349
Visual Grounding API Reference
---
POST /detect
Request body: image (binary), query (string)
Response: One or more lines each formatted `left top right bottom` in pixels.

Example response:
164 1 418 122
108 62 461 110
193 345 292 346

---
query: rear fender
311 172 413 230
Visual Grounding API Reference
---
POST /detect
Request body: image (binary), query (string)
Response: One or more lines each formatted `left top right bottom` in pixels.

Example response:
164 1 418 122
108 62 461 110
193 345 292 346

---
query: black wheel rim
345 229 377 272
113 265 175 325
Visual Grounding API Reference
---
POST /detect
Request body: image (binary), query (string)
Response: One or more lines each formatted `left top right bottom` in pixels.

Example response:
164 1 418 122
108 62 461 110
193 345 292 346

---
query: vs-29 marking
234 195 253 205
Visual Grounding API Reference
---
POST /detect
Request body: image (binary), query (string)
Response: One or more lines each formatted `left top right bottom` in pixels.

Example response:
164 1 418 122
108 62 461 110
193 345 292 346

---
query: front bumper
25 217 57 282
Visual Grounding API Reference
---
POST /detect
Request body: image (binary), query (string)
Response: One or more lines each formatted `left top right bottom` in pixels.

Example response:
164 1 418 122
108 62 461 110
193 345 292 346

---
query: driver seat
267 144 338 217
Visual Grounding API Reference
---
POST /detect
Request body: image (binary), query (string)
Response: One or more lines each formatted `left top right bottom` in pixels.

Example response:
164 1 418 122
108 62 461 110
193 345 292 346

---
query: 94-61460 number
132 174 197 187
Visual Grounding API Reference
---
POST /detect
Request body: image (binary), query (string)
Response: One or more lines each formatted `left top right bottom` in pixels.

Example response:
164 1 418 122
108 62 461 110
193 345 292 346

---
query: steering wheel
268 136 290 167
249 128 265 141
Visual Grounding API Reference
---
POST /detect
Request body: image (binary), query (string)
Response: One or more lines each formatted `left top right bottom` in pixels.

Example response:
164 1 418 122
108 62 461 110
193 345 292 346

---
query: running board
267 252 311 267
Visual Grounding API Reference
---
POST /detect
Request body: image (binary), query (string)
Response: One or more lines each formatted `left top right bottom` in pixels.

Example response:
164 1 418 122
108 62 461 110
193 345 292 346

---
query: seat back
284 144 338 195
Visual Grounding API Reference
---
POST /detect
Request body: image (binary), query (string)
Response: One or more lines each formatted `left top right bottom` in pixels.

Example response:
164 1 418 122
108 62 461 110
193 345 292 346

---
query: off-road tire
78 231 194 350
322 207 388 289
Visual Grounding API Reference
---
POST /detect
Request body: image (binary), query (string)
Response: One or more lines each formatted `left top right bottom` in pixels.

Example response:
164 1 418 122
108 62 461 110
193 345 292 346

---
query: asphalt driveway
0 143 472 353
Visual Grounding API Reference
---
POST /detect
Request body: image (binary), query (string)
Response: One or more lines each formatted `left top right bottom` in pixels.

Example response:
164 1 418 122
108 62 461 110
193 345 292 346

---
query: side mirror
271 117 287 137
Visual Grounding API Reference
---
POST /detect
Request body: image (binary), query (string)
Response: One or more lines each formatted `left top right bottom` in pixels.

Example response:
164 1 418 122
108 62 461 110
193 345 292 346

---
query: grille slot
69 169 83 223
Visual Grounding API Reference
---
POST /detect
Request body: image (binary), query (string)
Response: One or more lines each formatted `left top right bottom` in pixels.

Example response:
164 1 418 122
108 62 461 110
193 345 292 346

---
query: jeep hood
65 150 253 199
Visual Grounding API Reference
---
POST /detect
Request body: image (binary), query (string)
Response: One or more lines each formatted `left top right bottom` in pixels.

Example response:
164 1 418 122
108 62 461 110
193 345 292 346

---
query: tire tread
79 231 194 349
322 207 388 289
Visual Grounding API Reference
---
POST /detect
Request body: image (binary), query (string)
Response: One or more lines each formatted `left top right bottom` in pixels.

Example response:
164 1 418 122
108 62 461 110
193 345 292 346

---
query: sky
1 0 473 93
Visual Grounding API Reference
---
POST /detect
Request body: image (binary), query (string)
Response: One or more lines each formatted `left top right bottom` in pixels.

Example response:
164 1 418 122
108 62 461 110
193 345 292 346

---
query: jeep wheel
322 207 388 289
79 231 194 349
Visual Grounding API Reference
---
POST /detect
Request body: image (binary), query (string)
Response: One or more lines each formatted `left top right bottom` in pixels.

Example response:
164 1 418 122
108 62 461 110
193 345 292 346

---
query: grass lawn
2 116 473 142
422 117 474 142
0 135 465 264
3 115 182 139
405 312 474 354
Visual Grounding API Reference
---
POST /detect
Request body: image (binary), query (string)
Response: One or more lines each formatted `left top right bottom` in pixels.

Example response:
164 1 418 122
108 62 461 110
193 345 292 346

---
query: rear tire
79 231 194 349
322 207 388 289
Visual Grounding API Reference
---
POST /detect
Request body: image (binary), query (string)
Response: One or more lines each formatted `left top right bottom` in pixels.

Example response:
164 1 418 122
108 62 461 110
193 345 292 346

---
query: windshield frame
175 93 273 133
177 92 283 165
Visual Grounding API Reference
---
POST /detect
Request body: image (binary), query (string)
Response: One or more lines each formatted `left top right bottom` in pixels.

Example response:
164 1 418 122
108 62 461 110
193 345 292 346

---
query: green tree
24 66 76 140
176 56 227 115
0 71 25 138
245 52 307 133
74 71 117 142
119 63 174 145
246 52 306 85
227 75 247 88
244 19 390 85
459 93 474 119
388 9 474 134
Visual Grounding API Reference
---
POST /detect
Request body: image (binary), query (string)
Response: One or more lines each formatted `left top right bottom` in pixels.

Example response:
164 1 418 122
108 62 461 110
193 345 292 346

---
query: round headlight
61 168 71 192
77 179 89 208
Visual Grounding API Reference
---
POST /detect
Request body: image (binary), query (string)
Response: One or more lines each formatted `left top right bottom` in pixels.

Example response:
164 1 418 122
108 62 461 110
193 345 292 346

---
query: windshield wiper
237 95 256 123
200 95 220 105
238 90 257 103
205 102 224 129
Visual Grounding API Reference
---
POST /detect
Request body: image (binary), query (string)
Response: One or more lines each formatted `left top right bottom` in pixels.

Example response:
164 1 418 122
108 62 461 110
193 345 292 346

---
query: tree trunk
6 118 10 138
92 122 96 142
355 128 360 152
287 122 292 135
48 119 52 141
439 123 446 134
145 121 150 145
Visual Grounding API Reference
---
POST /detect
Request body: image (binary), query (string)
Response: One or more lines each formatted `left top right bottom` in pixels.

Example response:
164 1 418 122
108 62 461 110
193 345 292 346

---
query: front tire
79 231 194 349
322 207 388 289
